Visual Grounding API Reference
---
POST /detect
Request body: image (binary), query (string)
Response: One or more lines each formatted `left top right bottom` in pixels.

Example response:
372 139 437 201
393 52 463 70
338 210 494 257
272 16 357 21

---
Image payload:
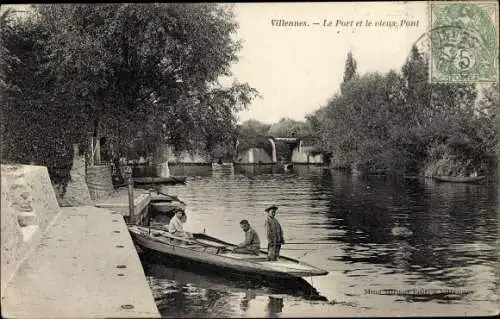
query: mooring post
124 166 135 224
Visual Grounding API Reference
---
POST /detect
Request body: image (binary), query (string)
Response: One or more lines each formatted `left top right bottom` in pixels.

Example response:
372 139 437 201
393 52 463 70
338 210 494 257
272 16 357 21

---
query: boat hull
212 163 234 169
433 175 486 183
133 176 187 185
129 227 328 279
138 244 297 283
150 201 185 214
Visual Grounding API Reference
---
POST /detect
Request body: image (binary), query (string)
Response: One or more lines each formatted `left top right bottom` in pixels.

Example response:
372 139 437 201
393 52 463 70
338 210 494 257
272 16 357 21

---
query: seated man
233 220 261 255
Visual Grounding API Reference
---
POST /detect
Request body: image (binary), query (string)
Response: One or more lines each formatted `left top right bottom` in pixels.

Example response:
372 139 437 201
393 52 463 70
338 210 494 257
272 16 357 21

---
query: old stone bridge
235 137 323 164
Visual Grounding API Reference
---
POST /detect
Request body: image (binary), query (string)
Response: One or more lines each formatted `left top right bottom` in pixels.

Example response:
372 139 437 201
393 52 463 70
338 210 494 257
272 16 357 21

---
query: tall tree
33 4 257 154
340 51 358 94
311 44 488 174
2 4 257 184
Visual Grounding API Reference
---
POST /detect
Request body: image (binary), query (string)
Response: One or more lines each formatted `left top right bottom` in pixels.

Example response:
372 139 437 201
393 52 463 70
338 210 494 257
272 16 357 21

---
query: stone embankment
1 164 59 295
1 164 159 318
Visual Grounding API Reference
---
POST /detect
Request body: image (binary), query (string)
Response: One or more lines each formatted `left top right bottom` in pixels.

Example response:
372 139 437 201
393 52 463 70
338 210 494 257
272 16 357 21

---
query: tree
2 4 257 185
0 8 21 93
236 119 273 156
1 11 77 187
267 117 311 138
310 44 491 175
340 51 358 94
238 119 271 137
32 4 256 154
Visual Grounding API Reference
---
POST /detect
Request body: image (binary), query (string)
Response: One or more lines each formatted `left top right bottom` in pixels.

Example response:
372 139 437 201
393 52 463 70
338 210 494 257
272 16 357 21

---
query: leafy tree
236 119 272 156
2 4 257 170
267 117 311 138
33 4 256 153
238 119 271 136
1 11 77 187
340 51 358 94
0 8 21 93
310 44 493 175
1 4 257 188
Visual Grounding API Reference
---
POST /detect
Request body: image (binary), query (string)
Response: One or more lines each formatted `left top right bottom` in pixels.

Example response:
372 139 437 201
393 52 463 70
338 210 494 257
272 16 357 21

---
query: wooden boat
133 176 187 185
150 201 185 214
212 162 234 169
145 190 186 222
433 175 486 183
149 191 184 203
128 225 328 279
283 163 293 171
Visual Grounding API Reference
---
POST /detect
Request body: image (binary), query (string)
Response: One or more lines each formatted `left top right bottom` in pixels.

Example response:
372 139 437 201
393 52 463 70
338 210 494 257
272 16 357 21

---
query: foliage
340 51 358 94
310 48 497 175
1 10 75 190
0 9 21 93
239 119 271 136
267 117 312 138
1 4 257 184
236 119 273 155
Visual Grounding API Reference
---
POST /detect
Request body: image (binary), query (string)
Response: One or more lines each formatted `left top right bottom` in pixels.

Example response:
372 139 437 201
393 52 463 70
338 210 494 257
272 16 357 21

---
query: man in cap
264 205 284 261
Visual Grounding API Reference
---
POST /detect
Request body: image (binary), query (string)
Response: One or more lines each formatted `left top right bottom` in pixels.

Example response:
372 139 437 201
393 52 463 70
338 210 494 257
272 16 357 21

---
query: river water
137 165 498 317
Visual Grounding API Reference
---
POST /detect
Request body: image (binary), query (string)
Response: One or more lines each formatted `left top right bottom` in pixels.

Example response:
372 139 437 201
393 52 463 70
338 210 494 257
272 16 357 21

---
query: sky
229 2 428 124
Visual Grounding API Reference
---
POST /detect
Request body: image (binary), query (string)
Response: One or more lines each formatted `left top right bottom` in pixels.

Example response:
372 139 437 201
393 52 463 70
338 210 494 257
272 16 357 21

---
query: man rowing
232 220 261 255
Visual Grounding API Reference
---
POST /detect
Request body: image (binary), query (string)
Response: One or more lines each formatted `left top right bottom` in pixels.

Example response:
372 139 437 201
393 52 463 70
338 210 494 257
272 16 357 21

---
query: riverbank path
1 205 160 318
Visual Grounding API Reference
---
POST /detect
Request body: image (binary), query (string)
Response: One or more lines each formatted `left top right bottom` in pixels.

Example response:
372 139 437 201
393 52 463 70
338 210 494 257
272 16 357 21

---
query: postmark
429 1 498 83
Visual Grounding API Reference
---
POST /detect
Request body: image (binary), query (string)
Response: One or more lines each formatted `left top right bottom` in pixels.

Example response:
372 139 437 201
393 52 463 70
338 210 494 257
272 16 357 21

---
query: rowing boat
133 176 187 185
128 225 328 279
433 175 486 183
150 201 185 214
149 191 186 214
212 162 234 169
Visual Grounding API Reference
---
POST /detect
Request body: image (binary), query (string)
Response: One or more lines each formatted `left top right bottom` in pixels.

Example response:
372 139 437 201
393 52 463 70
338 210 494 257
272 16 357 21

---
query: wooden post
94 138 101 164
124 166 134 224
89 135 94 167
128 177 135 224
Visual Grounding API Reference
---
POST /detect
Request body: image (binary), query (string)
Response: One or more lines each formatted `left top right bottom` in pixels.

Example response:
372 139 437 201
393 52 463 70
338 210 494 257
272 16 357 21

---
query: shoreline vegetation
307 49 499 178
1 4 498 189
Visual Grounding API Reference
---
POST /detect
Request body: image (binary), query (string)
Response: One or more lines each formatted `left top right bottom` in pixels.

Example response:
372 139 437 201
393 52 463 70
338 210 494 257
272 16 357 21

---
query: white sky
230 2 428 124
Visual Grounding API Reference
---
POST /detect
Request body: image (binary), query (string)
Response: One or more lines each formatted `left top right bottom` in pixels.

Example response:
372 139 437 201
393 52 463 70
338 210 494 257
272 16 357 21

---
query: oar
147 226 229 250
284 242 335 245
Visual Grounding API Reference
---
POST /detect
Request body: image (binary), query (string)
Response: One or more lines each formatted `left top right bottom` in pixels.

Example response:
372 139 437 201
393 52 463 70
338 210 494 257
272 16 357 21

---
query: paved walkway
1 206 160 318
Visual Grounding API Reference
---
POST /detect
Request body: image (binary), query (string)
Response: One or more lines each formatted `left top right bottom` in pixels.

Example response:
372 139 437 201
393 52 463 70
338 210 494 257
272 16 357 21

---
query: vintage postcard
1 2 498 318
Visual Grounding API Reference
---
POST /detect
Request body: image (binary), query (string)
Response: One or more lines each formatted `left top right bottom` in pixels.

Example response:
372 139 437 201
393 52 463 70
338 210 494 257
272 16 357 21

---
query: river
137 164 498 317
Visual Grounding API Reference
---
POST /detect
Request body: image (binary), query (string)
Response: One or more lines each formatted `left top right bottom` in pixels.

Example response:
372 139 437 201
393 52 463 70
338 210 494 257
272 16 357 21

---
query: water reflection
137 165 498 316
142 254 328 317
267 296 284 317
240 290 256 312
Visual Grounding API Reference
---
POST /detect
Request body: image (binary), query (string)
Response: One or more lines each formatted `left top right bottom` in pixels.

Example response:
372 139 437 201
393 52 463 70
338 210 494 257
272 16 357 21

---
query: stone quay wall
1 164 61 296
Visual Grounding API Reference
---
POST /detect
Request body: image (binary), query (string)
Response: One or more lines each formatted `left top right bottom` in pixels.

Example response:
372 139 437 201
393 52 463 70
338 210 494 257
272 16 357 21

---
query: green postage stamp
429 1 499 83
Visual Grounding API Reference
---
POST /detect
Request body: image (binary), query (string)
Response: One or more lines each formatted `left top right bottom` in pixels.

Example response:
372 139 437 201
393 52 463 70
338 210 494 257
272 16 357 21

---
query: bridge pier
268 138 277 163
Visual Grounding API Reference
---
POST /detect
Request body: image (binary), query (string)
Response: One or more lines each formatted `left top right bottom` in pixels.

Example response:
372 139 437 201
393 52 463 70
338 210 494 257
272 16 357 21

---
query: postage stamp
429 1 499 83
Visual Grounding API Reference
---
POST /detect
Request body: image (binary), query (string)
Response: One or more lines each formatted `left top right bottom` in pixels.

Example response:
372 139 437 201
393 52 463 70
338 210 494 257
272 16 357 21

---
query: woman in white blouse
167 210 192 238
